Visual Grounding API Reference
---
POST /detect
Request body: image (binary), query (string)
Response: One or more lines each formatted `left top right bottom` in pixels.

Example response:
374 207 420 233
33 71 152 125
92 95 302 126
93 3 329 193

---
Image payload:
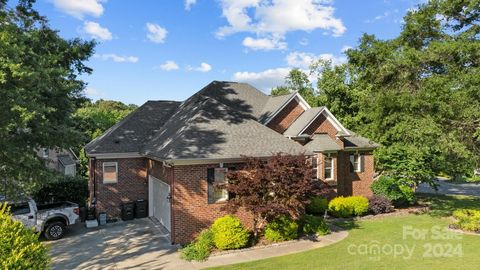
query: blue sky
31 0 423 105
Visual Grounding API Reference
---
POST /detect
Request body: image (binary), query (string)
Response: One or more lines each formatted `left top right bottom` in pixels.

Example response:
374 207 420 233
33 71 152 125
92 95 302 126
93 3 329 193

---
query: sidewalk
178 229 348 269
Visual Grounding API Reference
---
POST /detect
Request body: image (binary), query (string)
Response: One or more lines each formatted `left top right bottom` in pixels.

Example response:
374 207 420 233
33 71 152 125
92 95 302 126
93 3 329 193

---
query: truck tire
44 221 66 240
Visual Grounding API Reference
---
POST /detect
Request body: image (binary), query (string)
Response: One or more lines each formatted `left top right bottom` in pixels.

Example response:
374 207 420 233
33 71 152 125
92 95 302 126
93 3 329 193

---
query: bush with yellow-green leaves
0 203 49 269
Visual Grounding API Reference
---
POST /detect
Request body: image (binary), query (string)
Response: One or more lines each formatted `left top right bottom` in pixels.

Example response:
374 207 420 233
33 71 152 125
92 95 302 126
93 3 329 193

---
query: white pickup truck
6 198 80 240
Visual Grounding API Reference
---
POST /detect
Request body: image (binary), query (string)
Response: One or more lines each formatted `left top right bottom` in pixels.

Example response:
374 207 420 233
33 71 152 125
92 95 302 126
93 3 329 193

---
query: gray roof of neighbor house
283 107 325 137
343 130 380 149
85 100 181 154
303 134 342 152
58 155 76 166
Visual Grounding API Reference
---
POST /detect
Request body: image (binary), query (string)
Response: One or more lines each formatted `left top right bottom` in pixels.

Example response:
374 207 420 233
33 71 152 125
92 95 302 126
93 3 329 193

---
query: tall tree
0 0 95 196
74 100 137 178
315 0 480 182
270 69 316 105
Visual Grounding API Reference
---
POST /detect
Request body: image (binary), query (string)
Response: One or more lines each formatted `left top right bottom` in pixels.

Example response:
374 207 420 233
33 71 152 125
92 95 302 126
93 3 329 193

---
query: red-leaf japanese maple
223 153 330 238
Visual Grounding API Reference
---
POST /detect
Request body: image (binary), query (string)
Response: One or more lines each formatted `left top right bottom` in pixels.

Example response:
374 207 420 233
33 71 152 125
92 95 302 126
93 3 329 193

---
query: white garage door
148 176 171 231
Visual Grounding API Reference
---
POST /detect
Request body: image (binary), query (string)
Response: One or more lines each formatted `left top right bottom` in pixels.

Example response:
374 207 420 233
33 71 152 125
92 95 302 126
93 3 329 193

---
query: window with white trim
350 154 362 173
312 156 318 179
208 167 229 203
324 156 334 180
103 162 118 183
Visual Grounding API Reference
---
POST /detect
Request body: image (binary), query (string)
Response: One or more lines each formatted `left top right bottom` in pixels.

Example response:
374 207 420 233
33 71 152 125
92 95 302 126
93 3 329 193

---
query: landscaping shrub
328 196 369 218
264 216 298 242
368 195 394 215
452 209 480 232
32 176 88 207
210 215 250 250
371 176 415 206
0 204 49 269
300 215 330 236
305 196 328 215
180 229 214 261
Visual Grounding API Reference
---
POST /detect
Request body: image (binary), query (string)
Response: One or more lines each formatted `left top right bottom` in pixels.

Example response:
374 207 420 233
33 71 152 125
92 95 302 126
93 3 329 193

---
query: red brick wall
171 164 253 244
91 158 148 218
267 99 305 134
303 114 337 138
336 152 374 197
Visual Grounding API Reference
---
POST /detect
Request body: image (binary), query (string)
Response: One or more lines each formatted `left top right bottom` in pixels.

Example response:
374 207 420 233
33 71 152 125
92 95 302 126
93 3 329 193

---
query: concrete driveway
48 218 180 270
417 178 480 197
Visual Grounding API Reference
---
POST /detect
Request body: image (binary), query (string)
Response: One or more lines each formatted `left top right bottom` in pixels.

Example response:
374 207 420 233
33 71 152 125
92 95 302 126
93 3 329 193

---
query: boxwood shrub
211 215 250 250
305 196 328 215
264 216 298 242
328 196 369 217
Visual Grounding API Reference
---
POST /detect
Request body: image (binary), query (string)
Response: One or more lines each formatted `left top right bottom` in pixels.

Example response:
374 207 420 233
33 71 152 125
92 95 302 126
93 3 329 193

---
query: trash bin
121 202 135 221
98 212 107 225
135 199 148 218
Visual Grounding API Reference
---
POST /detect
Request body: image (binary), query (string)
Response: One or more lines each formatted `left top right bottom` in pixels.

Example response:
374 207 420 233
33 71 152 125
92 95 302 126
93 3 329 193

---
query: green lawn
208 194 480 270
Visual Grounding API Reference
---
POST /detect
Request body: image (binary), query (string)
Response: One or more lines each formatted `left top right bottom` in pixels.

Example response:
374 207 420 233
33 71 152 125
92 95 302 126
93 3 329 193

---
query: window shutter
207 168 215 183
360 155 365 172
349 155 354 173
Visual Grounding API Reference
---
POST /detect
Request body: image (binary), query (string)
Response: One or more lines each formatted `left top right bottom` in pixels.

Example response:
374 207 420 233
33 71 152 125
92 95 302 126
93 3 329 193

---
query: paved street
417 179 480 197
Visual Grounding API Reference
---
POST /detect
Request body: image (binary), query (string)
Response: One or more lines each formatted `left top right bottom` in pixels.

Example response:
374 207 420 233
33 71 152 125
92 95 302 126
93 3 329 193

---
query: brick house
85 81 379 244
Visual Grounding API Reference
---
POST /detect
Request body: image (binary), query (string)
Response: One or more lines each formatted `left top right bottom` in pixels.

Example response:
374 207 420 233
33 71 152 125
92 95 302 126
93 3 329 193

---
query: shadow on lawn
331 219 361 231
416 193 480 217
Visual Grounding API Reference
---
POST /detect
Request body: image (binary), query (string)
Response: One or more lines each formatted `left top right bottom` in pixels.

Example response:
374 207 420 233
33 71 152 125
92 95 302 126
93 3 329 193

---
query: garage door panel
148 176 171 232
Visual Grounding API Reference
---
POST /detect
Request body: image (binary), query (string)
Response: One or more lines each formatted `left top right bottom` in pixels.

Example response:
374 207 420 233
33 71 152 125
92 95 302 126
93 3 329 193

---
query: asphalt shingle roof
343 130 380 149
85 100 180 154
259 92 296 123
283 107 325 137
304 134 342 152
85 81 378 160
141 92 308 160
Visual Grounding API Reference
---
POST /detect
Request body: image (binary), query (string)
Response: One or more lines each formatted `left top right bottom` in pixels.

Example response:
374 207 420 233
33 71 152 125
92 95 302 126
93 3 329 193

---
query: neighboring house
85 81 379 244
37 148 79 177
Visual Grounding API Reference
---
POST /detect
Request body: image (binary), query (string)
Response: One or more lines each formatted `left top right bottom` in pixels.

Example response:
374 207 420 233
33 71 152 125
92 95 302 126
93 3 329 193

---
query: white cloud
52 0 104 19
232 67 291 91
95 54 139 63
185 0 197 10
83 21 112 41
84 87 100 96
188 62 212 72
341 45 352 52
159 60 179 71
146 23 168 43
285 51 346 69
242 36 287 51
216 0 346 48
299 38 309 46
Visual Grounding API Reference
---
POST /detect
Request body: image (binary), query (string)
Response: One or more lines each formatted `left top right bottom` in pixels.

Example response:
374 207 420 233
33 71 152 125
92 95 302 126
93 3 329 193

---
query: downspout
170 166 176 244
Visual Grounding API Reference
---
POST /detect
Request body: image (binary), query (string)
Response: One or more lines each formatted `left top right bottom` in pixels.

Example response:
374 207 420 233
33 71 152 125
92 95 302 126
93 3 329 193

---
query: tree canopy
0 0 95 196
272 0 480 184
